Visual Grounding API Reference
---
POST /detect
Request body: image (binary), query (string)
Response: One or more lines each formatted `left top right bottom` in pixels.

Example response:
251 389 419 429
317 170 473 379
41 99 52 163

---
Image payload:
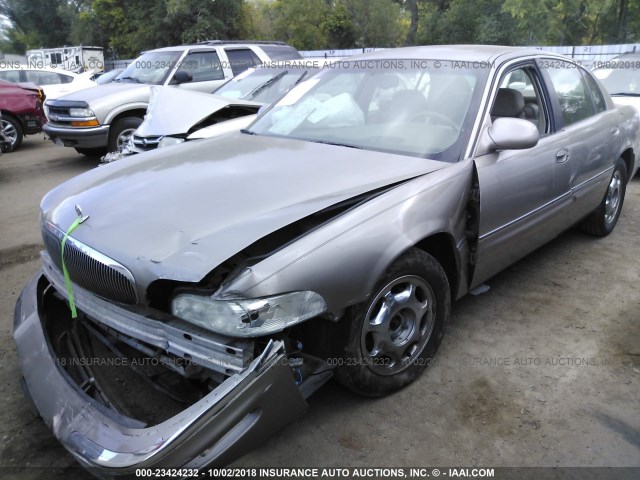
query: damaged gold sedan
14 45 639 477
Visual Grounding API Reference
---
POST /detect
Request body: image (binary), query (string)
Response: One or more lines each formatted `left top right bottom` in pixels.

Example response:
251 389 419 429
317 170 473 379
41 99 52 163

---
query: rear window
259 45 302 61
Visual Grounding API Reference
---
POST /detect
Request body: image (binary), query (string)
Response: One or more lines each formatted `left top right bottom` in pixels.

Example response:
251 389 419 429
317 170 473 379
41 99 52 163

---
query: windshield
215 66 318 104
593 66 640 95
248 60 486 160
116 51 182 85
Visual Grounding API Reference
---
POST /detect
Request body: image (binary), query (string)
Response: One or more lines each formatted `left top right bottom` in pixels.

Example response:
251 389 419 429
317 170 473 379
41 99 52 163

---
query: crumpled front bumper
13 272 308 478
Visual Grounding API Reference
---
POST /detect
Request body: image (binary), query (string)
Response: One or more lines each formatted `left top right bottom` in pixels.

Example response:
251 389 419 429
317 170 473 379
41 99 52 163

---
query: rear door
540 60 619 220
471 60 574 286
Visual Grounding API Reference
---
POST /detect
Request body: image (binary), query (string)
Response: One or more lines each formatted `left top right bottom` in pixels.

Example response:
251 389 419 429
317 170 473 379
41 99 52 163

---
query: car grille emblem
75 204 89 223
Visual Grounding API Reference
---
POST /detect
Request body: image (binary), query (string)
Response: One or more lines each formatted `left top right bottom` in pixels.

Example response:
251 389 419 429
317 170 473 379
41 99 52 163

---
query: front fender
103 102 149 125
222 159 474 312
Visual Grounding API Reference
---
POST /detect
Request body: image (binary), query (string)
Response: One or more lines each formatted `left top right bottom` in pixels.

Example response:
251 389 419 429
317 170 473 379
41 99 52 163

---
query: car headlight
69 107 95 117
158 136 185 148
171 291 327 337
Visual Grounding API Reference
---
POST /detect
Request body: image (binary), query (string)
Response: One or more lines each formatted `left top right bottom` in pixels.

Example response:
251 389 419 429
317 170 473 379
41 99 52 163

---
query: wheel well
110 109 146 126
0 111 24 131
620 148 634 181
414 233 459 299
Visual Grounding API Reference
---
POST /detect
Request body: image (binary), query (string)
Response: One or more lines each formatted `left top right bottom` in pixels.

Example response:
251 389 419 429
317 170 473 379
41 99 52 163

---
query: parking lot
0 137 639 478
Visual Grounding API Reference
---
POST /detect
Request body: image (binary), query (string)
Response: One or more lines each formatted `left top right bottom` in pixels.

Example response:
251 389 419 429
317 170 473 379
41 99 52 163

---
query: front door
472 62 572 286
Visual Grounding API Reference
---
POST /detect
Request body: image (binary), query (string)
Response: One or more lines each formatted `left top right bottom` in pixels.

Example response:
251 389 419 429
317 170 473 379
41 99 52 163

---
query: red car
0 79 47 151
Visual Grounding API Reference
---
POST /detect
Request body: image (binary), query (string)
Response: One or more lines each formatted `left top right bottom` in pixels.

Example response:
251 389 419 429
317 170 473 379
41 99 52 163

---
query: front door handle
611 127 620 137
556 148 569 163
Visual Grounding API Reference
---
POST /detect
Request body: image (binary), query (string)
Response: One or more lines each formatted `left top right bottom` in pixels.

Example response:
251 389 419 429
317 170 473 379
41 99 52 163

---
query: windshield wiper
116 76 141 83
310 139 362 149
293 71 309 86
610 92 640 96
240 129 256 135
247 71 288 99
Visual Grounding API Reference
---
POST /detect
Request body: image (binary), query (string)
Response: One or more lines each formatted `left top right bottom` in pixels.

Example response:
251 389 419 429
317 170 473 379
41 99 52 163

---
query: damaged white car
103 61 328 162
14 46 639 476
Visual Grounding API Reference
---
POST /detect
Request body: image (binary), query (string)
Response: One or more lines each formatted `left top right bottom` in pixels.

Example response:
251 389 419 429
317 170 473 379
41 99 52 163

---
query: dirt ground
0 137 639 479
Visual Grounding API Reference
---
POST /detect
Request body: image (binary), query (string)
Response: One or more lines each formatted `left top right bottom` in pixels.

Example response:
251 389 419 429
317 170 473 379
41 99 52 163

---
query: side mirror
172 70 193 85
483 117 539 152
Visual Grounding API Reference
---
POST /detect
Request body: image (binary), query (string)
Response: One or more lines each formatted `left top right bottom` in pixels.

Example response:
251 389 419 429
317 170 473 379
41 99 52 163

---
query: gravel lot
1 137 639 479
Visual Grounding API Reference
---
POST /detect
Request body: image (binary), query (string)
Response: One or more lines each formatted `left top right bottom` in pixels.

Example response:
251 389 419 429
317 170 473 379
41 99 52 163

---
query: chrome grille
42 223 138 305
132 135 161 151
46 106 72 126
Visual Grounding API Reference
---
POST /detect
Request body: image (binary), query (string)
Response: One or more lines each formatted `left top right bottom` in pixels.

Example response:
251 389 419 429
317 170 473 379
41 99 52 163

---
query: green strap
61 217 84 318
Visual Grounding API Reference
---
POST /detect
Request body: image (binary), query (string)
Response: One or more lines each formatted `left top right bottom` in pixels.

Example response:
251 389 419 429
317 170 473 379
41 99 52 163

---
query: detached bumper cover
13 273 308 476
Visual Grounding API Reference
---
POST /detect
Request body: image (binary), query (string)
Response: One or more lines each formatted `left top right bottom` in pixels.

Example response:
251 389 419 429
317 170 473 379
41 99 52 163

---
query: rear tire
334 248 450 397
580 157 627 237
107 117 142 153
2 114 23 150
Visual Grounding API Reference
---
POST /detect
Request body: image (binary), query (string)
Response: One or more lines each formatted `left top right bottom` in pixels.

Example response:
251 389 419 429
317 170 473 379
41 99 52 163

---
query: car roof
353 45 563 63
145 41 293 54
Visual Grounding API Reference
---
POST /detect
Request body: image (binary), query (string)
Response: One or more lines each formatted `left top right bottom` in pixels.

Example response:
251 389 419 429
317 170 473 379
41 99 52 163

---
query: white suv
43 41 301 156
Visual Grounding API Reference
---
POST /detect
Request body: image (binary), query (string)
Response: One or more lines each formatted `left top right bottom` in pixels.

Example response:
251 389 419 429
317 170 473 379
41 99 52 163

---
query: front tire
335 248 450 397
107 117 142 153
2 114 23 150
580 157 627 237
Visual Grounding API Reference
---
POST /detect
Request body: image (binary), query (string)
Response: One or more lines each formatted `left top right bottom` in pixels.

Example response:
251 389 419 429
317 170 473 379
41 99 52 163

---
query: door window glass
181 51 224 82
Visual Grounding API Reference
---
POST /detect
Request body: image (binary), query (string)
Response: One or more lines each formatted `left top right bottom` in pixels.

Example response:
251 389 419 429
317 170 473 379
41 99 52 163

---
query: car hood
50 82 152 114
136 86 261 137
41 133 449 288
53 81 149 102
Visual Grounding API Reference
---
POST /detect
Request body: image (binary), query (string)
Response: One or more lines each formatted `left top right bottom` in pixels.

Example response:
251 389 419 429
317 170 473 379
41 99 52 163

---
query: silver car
43 41 301 156
14 46 639 475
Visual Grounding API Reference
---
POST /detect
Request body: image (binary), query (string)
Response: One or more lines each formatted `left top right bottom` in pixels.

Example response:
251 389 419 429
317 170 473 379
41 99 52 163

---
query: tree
417 0 523 45
0 0 72 53
321 1 356 48
165 0 243 45
342 0 406 47
269 0 331 50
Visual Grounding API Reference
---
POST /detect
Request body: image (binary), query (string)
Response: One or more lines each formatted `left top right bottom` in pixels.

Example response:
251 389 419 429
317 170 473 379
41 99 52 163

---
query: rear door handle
556 148 569 163
611 127 620 136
